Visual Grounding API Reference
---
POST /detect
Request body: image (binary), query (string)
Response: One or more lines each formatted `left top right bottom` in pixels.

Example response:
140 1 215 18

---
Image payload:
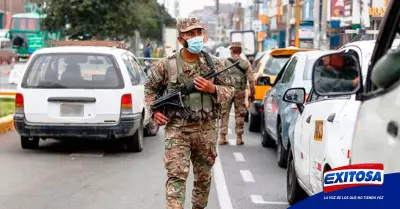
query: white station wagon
13 43 159 152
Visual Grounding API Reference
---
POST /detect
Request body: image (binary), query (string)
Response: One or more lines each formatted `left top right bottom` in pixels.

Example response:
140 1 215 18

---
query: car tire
21 137 40 149
244 111 249 122
261 112 275 148
277 122 288 168
287 150 308 205
144 119 159 137
248 111 260 132
125 116 144 152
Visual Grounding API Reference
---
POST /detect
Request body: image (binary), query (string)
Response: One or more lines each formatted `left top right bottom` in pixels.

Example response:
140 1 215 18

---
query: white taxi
283 40 379 204
13 41 158 152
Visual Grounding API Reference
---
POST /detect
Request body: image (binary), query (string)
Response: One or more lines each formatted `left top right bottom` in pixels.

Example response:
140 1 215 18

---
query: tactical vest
225 58 247 90
165 52 217 121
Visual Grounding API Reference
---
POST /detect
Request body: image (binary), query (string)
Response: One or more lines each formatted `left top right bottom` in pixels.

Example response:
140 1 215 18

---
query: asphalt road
0 111 289 209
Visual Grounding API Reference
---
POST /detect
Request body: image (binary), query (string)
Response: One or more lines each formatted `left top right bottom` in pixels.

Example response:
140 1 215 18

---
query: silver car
260 50 333 168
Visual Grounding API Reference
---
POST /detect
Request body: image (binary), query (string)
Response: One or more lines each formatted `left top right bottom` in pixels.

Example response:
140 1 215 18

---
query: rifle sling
227 58 246 74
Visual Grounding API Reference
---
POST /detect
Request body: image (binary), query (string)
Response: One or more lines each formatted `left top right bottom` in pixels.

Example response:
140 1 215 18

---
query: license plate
60 104 84 117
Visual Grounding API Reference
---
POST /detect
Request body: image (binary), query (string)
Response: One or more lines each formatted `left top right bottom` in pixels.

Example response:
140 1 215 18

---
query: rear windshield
22 53 124 89
303 58 320 80
263 56 290 75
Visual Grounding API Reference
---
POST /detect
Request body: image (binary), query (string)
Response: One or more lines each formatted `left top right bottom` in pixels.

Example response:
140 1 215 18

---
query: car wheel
125 116 144 152
248 111 260 132
21 137 40 149
144 119 159 137
287 150 307 205
277 122 288 168
261 112 275 148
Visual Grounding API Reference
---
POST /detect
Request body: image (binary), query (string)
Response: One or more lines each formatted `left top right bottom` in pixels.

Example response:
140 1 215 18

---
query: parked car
311 0 400 174
13 43 159 152
284 35 400 205
0 37 17 64
260 50 331 168
8 62 27 84
249 47 311 132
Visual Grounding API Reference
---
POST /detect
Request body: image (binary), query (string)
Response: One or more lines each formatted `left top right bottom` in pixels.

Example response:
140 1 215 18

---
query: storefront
368 0 389 39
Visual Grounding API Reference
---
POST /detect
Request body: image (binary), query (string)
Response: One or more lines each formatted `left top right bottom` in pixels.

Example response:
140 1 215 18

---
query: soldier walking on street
219 42 255 145
144 17 235 209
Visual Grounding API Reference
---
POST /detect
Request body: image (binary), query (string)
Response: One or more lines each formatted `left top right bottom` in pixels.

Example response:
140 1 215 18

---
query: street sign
252 20 262 32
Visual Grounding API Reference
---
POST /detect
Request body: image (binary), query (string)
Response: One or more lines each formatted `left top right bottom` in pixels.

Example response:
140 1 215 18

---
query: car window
128 54 144 84
122 53 140 85
22 53 124 89
370 25 400 90
264 55 291 75
280 57 298 83
303 57 324 80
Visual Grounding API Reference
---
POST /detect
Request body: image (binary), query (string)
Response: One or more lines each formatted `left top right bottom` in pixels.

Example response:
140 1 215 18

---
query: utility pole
313 0 320 49
286 3 291 47
216 0 220 44
321 0 329 50
295 0 301 47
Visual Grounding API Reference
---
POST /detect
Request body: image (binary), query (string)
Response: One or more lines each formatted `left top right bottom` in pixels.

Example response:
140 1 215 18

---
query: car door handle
387 121 398 138
327 113 336 122
306 115 312 123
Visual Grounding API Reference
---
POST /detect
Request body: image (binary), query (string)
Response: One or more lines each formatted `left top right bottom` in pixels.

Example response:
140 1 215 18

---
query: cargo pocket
202 93 213 113
189 92 202 112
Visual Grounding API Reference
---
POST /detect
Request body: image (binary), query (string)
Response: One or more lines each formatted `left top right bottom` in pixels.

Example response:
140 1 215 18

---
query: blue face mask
185 36 204 54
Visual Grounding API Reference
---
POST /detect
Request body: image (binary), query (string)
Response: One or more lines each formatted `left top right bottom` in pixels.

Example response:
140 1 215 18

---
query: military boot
219 134 228 145
236 135 244 145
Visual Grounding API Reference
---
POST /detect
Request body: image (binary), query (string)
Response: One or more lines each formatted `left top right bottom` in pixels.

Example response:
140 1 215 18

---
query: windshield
263 56 290 75
22 54 124 89
11 17 40 31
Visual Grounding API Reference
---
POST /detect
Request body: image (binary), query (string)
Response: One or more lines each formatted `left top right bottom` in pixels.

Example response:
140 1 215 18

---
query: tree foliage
33 0 176 41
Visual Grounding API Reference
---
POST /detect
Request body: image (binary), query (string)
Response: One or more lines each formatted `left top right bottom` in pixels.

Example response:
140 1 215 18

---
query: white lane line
240 170 255 182
233 152 245 162
69 152 104 158
251 195 288 205
213 145 234 209
228 139 236 146
228 128 232 135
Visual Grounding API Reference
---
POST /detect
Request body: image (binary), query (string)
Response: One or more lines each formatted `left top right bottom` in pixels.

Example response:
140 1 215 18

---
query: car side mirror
256 76 271 86
283 87 306 104
312 52 361 96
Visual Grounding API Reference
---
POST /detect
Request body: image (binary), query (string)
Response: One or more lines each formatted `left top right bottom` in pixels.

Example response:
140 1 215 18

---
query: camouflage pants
164 127 218 209
220 90 247 136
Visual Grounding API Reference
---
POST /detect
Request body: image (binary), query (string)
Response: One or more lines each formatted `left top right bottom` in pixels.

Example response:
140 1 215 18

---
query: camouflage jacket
225 57 255 95
144 51 235 132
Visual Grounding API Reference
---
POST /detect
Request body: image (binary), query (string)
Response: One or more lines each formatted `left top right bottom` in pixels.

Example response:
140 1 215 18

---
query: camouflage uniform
219 42 255 145
144 17 235 209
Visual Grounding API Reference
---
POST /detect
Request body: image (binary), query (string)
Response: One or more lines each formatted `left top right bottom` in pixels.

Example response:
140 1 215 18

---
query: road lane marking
228 139 236 145
233 152 245 162
213 145 234 209
69 152 104 158
251 195 288 205
240 170 255 182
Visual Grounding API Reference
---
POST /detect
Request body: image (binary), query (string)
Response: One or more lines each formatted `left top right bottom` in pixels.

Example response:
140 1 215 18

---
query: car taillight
258 107 263 112
15 93 24 113
121 94 132 109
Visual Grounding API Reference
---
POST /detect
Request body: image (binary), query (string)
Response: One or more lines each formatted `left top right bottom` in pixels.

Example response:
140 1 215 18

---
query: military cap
229 42 242 49
177 17 205 33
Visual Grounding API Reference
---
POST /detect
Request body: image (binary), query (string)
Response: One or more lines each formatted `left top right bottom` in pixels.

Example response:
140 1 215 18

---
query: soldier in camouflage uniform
144 17 235 209
219 42 255 145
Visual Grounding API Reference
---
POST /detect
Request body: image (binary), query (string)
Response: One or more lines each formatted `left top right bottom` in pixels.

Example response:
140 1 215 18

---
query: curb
0 114 14 135
0 91 16 96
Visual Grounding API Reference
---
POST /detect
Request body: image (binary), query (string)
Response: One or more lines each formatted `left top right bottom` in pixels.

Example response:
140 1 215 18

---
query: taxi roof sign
49 41 127 49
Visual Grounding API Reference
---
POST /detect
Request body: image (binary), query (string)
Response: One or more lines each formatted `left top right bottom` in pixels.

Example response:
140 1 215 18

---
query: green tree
33 0 172 41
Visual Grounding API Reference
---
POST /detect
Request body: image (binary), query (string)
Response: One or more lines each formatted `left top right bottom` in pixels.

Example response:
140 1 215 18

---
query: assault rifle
150 60 240 120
